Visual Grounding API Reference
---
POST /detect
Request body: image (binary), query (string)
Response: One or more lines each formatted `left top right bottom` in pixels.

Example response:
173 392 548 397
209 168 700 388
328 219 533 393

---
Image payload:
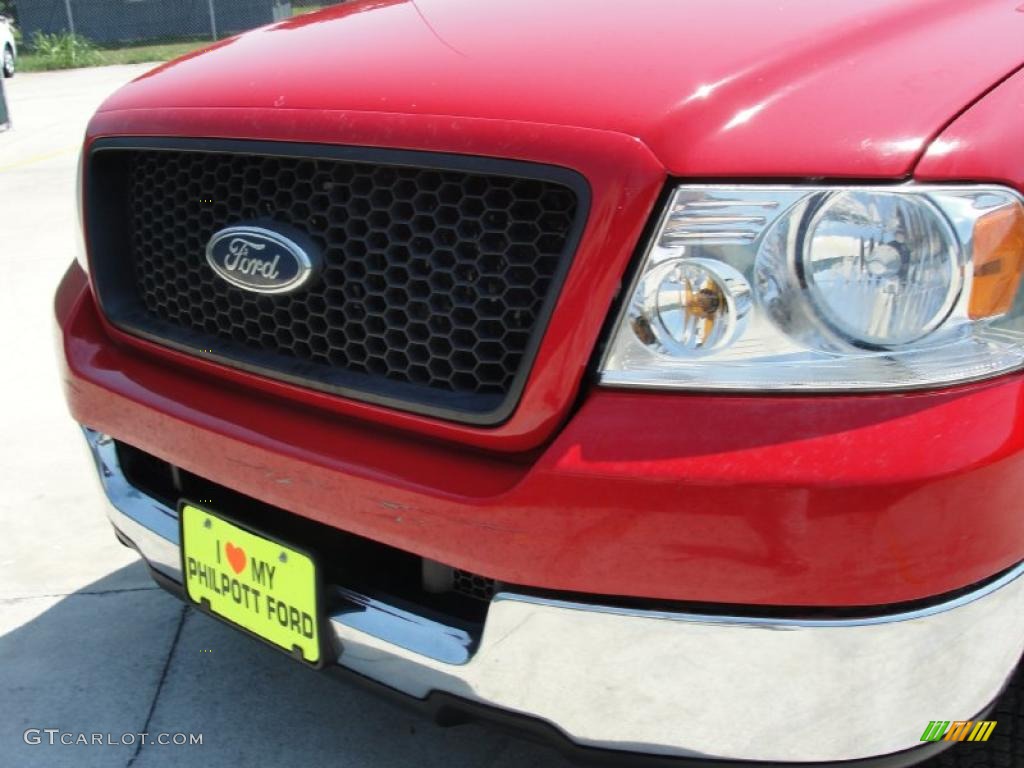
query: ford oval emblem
206 224 318 294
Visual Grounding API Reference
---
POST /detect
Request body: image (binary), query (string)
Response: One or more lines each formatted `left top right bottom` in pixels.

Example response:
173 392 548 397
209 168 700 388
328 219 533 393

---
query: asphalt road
0 66 570 768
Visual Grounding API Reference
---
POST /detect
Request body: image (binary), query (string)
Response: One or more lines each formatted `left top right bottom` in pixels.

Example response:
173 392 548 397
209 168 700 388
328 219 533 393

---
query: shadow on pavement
0 561 572 768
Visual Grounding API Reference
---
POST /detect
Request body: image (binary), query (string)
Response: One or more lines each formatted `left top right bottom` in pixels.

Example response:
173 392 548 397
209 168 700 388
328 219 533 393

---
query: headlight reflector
800 191 959 347
630 258 751 354
602 185 1024 391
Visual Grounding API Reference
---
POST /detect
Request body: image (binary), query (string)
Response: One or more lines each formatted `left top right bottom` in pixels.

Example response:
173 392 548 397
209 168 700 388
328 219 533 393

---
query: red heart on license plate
225 542 247 575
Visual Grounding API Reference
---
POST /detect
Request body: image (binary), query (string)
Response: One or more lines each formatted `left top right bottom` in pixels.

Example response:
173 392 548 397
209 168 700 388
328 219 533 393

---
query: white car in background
1 16 16 77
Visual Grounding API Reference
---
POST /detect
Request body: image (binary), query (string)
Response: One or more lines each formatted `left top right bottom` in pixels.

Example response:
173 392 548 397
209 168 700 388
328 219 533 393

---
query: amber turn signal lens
969 202 1024 319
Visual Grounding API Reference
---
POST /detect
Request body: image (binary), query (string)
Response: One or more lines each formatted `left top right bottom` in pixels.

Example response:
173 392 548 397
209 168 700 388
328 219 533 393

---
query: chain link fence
8 1 344 46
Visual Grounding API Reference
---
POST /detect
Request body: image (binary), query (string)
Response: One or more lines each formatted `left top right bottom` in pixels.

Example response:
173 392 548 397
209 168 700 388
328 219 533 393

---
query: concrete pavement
0 65 570 768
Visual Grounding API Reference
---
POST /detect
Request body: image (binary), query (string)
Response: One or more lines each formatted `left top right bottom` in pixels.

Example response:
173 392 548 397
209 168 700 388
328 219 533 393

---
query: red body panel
59 264 1024 606
84 111 663 451
83 0 1024 450
99 0 1024 178
63 0 1024 607
916 66 1024 189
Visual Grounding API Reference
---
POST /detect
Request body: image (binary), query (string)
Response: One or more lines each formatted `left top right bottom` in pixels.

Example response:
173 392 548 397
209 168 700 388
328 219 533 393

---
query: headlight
601 184 1024 390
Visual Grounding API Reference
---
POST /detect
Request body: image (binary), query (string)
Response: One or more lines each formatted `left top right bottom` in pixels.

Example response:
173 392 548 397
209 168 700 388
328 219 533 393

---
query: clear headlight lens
74 147 89 275
601 184 1024 391
631 257 751 354
800 191 958 346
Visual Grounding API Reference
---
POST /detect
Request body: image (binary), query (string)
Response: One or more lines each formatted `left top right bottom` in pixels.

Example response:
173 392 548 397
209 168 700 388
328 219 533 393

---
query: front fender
915 64 1024 188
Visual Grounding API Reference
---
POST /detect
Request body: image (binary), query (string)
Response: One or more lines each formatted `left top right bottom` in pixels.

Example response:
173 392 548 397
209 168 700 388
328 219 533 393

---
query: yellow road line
0 144 78 173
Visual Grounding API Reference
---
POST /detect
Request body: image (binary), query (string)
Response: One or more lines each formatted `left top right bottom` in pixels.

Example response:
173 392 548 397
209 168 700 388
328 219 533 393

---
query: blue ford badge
206 223 318 294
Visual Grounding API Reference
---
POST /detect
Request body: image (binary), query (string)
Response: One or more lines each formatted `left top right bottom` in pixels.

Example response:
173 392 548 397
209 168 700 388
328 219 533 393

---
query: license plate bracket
178 501 326 668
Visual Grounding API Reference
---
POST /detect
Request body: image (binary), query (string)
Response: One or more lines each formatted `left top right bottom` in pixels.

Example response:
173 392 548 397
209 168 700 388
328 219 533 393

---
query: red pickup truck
56 1 1024 765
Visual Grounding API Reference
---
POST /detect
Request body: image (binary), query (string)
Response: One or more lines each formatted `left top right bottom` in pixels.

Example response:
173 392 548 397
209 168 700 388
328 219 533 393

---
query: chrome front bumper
82 428 1024 764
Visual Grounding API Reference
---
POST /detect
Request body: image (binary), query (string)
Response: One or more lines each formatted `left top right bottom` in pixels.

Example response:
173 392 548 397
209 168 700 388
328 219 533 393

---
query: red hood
98 0 1024 177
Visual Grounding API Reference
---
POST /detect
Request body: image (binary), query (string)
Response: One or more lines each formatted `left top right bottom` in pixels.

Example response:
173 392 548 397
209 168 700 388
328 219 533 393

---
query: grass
19 39 207 72
16 2 336 73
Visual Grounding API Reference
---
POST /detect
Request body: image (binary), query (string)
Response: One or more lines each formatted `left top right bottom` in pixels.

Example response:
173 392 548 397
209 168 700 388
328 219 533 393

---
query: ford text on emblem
206 224 318 294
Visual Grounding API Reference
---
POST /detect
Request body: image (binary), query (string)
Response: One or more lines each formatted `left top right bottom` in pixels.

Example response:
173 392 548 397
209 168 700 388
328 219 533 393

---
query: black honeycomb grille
452 569 498 602
88 141 586 423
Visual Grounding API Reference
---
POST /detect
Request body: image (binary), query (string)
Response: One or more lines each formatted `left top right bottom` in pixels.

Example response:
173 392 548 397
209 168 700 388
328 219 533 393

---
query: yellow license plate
180 503 322 665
